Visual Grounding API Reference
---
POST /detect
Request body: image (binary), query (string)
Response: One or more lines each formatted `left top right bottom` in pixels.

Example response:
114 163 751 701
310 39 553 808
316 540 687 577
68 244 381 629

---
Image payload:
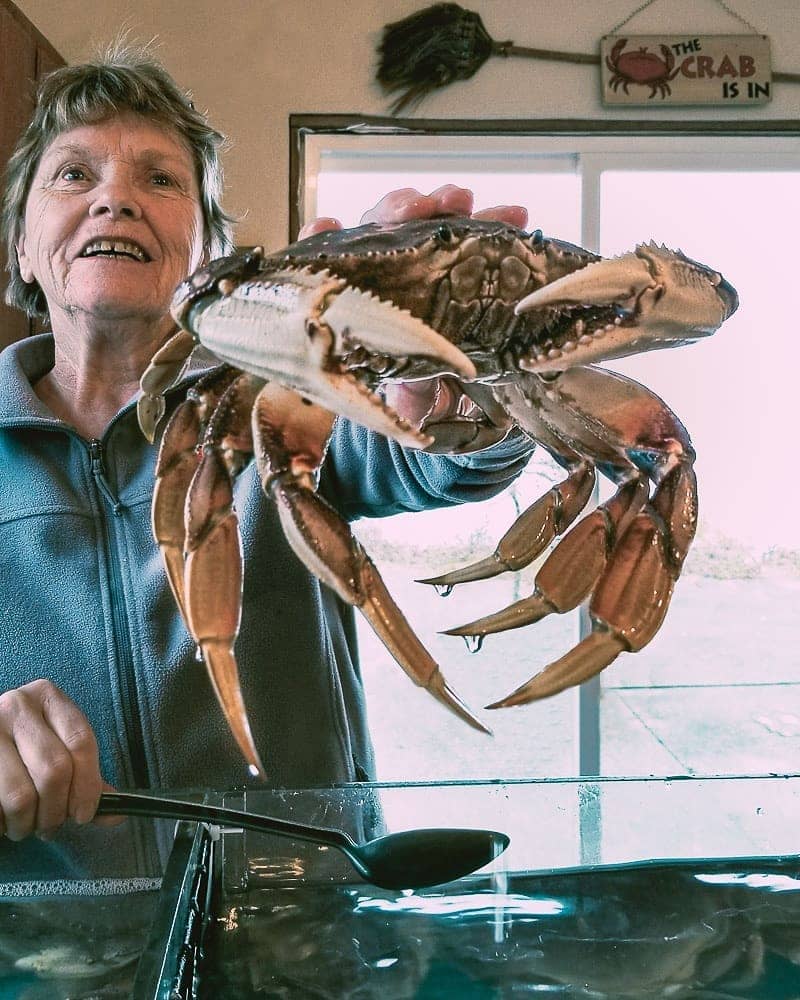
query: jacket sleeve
320 419 536 521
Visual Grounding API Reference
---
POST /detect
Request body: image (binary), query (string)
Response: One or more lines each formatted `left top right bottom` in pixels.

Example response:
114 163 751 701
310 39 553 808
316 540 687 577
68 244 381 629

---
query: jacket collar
0 334 57 426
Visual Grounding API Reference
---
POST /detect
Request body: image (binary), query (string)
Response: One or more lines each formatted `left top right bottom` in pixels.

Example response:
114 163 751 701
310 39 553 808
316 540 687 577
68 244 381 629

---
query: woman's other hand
298 183 528 237
359 183 527 229
0 680 120 840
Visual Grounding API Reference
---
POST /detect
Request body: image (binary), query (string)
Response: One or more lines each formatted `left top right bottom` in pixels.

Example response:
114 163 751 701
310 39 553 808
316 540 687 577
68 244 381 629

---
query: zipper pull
89 438 103 475
89 438 123 514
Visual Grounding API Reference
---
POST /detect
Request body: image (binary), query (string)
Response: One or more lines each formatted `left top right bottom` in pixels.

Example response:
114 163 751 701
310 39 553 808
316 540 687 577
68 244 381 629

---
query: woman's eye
60 167 87 182
150 172 174 187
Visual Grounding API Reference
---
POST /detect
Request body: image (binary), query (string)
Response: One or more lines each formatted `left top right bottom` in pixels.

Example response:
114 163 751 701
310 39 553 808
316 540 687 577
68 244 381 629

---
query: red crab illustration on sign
606 38 680 99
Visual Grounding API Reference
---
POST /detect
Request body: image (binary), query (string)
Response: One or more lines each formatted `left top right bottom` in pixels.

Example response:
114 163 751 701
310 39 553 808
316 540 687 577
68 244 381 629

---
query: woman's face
16 113 206 332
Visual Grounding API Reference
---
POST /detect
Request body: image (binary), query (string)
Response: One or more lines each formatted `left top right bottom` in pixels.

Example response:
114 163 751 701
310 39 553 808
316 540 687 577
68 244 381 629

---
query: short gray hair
2 45 234 319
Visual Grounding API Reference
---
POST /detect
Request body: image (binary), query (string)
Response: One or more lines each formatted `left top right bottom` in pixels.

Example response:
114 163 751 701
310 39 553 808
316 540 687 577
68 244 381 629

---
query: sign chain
609 0 761 35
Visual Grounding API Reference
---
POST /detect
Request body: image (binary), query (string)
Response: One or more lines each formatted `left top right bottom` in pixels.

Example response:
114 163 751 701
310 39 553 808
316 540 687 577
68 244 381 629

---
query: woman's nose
88 181 142 220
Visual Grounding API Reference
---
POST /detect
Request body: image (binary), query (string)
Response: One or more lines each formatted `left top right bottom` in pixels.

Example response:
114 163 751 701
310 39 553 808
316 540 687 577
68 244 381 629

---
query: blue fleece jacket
0 334 533 878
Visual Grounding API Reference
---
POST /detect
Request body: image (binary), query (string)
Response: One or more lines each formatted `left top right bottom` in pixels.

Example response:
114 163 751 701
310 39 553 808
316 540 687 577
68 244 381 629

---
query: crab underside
138 217 738 777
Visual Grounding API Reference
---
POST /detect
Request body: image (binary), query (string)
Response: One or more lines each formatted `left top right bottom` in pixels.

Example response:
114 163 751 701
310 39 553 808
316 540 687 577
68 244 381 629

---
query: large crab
138 218 737 777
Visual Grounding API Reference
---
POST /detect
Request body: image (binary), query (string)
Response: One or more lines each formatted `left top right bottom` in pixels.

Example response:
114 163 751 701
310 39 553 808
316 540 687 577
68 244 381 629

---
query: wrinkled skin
138 217 738 776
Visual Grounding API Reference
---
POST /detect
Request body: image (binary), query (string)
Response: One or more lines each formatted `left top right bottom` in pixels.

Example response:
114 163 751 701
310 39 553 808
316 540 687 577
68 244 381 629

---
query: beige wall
14 0 800 250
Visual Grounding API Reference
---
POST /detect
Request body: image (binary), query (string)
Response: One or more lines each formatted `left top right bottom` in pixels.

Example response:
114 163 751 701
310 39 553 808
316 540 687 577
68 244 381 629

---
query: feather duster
376 3 599 114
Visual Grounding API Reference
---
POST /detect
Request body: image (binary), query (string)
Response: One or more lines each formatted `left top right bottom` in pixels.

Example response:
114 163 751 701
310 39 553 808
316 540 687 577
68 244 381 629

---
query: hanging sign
601 34 771 106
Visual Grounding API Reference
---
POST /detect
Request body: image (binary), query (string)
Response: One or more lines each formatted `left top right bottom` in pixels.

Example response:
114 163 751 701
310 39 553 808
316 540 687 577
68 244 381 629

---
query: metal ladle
97 791 509 890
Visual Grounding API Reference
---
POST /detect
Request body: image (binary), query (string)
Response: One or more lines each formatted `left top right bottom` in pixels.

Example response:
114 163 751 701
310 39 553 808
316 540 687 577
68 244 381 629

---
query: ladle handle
97 791 353 851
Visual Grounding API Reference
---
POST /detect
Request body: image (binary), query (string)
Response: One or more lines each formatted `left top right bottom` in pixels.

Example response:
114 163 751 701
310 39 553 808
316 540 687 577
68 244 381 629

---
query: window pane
598 170 800 776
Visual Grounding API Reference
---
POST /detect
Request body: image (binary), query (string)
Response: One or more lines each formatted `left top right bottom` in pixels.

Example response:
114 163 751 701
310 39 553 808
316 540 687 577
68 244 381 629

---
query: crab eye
436 223 455 244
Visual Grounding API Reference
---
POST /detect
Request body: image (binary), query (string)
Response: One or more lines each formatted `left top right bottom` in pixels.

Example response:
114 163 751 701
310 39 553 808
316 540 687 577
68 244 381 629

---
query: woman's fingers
359 184 475 225
427 183 476 217
297 216 342 239
305 185 528 235
0 731 37 840
358 185 528 229
0 680 104 840
359 188 439 225
471 204 529 228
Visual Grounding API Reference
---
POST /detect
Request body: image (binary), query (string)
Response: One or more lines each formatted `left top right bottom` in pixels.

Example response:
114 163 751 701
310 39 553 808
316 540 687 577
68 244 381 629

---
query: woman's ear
16 234 34 284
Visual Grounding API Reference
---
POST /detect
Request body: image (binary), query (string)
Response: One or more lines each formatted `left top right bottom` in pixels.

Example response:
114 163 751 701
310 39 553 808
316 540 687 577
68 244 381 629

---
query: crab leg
175 372 266 777
419 458 596 591
432 372 644 636
152 368 241 617
418 377 601 591
446 475 649 640
251 381 489 733
490 467 695 707
484 367 698 708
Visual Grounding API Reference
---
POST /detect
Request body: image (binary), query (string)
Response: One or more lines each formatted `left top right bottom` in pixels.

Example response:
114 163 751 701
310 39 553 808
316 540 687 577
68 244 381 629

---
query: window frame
289 114 800 240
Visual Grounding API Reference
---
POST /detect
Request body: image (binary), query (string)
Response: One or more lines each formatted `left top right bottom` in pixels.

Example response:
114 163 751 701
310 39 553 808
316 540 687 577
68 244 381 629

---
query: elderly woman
0 51 531 876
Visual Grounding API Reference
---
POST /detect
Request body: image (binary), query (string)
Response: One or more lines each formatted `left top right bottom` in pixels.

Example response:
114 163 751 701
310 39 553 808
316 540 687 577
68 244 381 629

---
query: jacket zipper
88 438 149 787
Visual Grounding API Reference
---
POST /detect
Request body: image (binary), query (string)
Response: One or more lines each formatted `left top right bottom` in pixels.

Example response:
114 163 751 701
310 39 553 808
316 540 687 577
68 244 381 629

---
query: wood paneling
0 0 63 348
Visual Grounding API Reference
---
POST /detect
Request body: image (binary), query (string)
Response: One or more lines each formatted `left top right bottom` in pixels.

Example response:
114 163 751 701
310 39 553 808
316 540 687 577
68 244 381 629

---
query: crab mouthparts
339 345 409 379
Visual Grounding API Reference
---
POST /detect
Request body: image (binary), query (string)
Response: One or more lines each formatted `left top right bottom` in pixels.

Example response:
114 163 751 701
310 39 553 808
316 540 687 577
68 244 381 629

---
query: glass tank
2 775 800 997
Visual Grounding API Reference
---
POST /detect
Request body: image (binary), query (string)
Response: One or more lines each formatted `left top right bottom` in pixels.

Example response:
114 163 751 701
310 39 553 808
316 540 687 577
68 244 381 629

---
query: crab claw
323 284 476 378
183 267 476 449
515 244 738 368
